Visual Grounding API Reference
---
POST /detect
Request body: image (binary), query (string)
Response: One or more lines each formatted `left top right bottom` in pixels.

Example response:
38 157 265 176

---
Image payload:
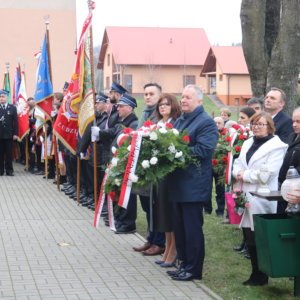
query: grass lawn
134 96 295 299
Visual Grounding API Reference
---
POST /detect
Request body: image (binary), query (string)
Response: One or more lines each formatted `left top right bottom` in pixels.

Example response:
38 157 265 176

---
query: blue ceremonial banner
34 33 53 118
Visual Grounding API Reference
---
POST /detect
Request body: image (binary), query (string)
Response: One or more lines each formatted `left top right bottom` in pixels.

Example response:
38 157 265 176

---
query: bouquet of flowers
212 128 233 184
231 124 251 157
104 121 194 199
232 183 248 215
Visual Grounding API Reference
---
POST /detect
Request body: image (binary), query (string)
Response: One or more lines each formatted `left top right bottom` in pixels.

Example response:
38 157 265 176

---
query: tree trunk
241 0 300 115
267 0 300 114
240 0 268 97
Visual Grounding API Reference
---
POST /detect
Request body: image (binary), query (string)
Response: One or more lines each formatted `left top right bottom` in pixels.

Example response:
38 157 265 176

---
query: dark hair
240 107 256 118
251 112 275 135
27 97 34 101
143 82 162 92
269 87 286 102
156 93 181 120
247 97 264 108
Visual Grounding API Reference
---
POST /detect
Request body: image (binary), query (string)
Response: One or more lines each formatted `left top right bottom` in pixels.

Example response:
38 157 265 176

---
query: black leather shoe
82 199 94 207
65 189 76 196
69 192 77 199
233 243 245 252
171 271 201 281
243 272 268 286
0 171 4 176
115 226 136 234
6 171 14 176
88 204 95 211
34 170 44 175
167 269 183 277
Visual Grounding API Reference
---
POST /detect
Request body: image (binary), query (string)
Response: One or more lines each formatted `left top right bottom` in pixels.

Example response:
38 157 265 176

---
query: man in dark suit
167 84 218 281
264 87 293 143
264 87 293 214
0 89 18 176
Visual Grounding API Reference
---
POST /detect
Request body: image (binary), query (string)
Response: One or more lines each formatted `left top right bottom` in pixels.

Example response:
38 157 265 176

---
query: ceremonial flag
3 71 11 104
34 33 53 118
70 13 95 138
16 71 29 140
35 106 48 135
53 12 94 154
12 64 21 105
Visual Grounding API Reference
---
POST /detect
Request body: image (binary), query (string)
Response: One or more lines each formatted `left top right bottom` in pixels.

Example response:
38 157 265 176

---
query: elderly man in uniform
0 89 18 176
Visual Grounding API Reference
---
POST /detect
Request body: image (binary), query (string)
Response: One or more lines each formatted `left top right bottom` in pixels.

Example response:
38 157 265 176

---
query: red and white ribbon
118 131 143 209
107 194 116 231
93 168 109 227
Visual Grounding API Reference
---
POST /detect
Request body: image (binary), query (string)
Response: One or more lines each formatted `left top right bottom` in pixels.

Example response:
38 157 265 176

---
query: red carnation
165 123 173 129
182 135 191 143
232 124 241 130
123 127 133 134
235 145 241 152
143 120 153 127
222 156 228 163
220 128 228 135
225 136 232 142
108 191 116 201
212 159 218 166
238 134 247 140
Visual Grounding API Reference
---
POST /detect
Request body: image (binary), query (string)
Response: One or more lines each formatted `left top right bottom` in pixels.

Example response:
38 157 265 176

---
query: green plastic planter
254 213 300 296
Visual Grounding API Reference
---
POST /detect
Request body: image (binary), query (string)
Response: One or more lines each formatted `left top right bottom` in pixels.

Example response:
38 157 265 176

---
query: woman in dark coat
153 93 181 267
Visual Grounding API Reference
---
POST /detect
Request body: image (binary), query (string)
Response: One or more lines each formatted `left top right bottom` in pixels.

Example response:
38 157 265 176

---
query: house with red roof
201 46 252 105
97 26 210 94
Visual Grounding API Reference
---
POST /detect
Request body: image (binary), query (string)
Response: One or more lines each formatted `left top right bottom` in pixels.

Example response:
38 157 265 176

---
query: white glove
50 110 57 118
80 152 85 160
91 126 100 142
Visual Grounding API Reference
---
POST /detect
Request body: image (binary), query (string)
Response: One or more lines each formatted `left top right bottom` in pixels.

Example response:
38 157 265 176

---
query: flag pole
45 16 56 183
88 0 98 207
45 18 60 189
23 64 29 172
77 157 81 205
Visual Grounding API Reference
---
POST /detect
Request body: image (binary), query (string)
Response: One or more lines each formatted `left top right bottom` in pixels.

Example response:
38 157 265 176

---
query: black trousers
139 195 165 247
115 194 137 229
204 171 225 215
0 138 14 173
173 202 204 278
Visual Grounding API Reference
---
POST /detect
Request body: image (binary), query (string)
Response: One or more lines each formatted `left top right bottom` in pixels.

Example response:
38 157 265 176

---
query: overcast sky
76 0 242 47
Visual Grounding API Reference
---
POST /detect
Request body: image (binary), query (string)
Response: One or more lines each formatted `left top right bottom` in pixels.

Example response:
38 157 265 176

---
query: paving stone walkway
0 163 220 300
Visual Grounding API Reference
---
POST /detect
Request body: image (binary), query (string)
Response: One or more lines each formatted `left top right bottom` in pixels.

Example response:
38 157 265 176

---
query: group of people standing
210 87 300 286
2 81 300 286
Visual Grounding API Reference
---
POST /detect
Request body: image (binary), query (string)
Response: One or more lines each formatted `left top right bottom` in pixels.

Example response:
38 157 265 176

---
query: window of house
124 74 132 93
219 74 223 81
106 76 110 90
183 75 195 86
210 77 216 88
107 54 110 67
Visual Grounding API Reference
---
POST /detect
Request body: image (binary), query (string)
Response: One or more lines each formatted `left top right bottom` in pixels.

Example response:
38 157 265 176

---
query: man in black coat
113 94 139 233
264 87 293 143
0 89 18 176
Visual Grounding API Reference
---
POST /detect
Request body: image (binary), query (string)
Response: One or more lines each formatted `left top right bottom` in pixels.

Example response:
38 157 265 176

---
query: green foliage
104 122 194 197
